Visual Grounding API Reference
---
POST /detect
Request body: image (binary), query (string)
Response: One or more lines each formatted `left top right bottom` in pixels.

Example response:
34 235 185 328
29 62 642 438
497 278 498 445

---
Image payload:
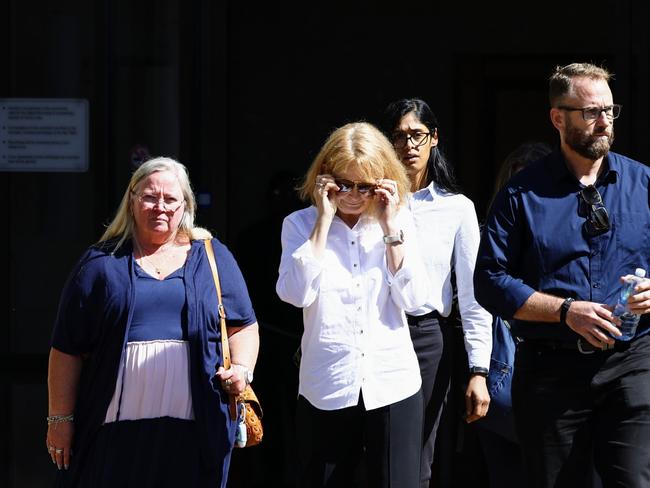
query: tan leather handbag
204 239 263 448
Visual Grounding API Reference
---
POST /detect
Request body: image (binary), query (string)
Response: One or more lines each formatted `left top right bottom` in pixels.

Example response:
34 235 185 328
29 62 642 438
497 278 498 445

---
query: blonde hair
99 156 211 251
298 122 410 215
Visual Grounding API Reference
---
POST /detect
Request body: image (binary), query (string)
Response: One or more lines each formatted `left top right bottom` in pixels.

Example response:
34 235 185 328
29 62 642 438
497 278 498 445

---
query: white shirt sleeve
275 211 324 308
454 201 492 369
384 207 431 312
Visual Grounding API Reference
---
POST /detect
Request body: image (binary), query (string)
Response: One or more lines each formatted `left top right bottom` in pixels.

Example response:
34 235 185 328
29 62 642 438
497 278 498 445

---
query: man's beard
565 122 614 160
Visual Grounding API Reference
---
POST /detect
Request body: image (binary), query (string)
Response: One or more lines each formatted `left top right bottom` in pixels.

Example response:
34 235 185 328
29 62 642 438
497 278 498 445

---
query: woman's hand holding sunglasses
314 174 338 219
374 178 400 228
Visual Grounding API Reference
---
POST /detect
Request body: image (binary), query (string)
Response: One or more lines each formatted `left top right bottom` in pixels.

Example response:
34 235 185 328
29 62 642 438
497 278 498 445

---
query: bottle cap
635 268 646 278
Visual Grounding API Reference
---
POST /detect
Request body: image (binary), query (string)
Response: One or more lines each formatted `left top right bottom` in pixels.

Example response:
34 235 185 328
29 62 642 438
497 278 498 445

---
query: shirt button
351 241 355 245
361 353 365 357
357 306 362 311
593 282 601 288
360 329 364 334
353 263 358 267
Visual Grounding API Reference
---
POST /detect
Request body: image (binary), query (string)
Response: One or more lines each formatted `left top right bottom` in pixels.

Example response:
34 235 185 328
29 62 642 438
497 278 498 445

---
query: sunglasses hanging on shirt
578 185 611 236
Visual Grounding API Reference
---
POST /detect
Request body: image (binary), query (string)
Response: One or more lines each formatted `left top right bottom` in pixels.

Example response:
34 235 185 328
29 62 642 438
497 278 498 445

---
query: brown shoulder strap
204 239 231 370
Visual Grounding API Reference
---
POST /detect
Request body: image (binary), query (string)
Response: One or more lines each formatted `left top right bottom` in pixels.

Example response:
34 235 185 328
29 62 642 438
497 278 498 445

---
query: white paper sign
0 98 89 172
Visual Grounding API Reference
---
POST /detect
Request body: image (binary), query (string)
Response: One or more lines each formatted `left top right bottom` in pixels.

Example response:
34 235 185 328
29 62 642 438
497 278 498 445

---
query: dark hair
489 141 552 209
381 98 460 194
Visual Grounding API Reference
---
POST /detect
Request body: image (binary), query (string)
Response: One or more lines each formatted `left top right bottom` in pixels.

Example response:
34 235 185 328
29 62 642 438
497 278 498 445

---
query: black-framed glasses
334 178 377 196
579 185 610 236
391 131 432 149
558 104 622 121
131 191 185 212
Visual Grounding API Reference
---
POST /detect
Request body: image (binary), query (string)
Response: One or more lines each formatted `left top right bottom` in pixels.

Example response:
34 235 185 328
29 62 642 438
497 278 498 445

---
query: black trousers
408 315 448 488
295 390 423 488
512 334 650 488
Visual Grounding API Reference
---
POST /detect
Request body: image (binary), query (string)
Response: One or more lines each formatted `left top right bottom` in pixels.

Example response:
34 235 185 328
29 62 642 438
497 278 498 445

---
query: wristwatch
469 366 489 377
235 364 254 385
560 297 575 326
383 229 404 245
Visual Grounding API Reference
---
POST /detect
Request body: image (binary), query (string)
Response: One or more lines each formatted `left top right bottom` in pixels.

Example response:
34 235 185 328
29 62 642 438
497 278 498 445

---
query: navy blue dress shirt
474 150 650 342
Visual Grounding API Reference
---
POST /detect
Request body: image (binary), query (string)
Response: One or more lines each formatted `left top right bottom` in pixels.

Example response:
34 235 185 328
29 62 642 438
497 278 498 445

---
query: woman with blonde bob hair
47 156 259 487
277 122 430 488
298 123 411 215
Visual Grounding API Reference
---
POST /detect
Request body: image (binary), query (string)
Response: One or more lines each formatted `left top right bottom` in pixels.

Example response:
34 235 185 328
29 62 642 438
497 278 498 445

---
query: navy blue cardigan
51 238 256 487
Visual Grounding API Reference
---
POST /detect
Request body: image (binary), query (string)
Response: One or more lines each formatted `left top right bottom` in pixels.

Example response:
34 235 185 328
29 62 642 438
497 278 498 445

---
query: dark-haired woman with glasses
276 121 431 488
382 98 493 488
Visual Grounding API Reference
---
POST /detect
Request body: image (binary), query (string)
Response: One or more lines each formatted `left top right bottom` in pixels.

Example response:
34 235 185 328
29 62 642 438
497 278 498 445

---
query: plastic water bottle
235 403 247 447
612 268 646 341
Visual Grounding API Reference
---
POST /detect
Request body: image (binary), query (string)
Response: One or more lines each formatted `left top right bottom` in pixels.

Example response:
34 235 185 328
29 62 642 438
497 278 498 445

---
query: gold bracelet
46 414 74 425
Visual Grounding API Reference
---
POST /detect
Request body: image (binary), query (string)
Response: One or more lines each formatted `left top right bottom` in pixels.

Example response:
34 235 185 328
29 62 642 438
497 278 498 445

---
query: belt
522 338 631 355
406 310 441 326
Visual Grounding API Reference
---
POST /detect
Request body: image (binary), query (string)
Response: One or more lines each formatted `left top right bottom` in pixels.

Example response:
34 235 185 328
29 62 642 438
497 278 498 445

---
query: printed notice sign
0 98 89 172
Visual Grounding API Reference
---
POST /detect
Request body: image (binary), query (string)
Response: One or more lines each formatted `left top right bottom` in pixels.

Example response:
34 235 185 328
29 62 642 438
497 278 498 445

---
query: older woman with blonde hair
46 157 259 487
276 122 430 488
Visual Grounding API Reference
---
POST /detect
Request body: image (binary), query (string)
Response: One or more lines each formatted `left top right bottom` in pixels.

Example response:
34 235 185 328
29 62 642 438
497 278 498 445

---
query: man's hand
626 277 650 315
565 300 621 348
465 374 490 423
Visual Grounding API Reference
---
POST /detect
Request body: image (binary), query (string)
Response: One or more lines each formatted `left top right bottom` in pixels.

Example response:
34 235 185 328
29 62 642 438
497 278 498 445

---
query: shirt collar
331 211 373 231
412 181 439 202
548 149 619 185
600 153 620 185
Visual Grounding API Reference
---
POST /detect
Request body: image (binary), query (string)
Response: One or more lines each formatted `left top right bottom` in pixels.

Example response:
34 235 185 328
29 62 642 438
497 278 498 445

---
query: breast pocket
614 212 650 272
316 271 355 342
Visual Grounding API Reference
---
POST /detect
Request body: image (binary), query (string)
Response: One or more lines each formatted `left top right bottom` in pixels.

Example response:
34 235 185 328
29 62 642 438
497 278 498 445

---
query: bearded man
474 63 650 488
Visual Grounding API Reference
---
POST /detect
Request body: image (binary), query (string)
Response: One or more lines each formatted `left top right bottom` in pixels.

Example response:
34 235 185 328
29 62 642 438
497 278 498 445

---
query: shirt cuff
383 253 417 287
503 282 536 319
467 353 491 371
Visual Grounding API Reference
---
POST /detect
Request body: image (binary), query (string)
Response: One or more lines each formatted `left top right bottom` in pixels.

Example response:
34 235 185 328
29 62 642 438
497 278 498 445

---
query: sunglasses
579 185 610 236
334 178 377 196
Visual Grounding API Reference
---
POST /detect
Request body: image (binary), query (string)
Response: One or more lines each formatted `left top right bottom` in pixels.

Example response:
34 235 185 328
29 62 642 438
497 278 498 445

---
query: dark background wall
1 1 648 486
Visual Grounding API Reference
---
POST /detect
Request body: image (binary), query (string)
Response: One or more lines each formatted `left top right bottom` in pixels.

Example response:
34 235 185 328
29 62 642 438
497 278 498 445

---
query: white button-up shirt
408 183 492 369
276 206 429 411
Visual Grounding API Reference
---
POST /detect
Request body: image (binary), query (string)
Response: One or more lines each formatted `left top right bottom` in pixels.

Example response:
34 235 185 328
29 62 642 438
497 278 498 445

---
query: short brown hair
549 63 613 107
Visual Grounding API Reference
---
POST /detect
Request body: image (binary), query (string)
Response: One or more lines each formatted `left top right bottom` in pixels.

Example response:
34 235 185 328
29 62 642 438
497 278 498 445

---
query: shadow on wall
229 169 306 488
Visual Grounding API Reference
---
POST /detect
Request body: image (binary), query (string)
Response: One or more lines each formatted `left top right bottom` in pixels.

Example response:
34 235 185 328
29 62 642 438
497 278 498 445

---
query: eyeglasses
132 191 185 212
334 178 377 196
579 185 610 236
558 104 622 121
391 131 432 149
